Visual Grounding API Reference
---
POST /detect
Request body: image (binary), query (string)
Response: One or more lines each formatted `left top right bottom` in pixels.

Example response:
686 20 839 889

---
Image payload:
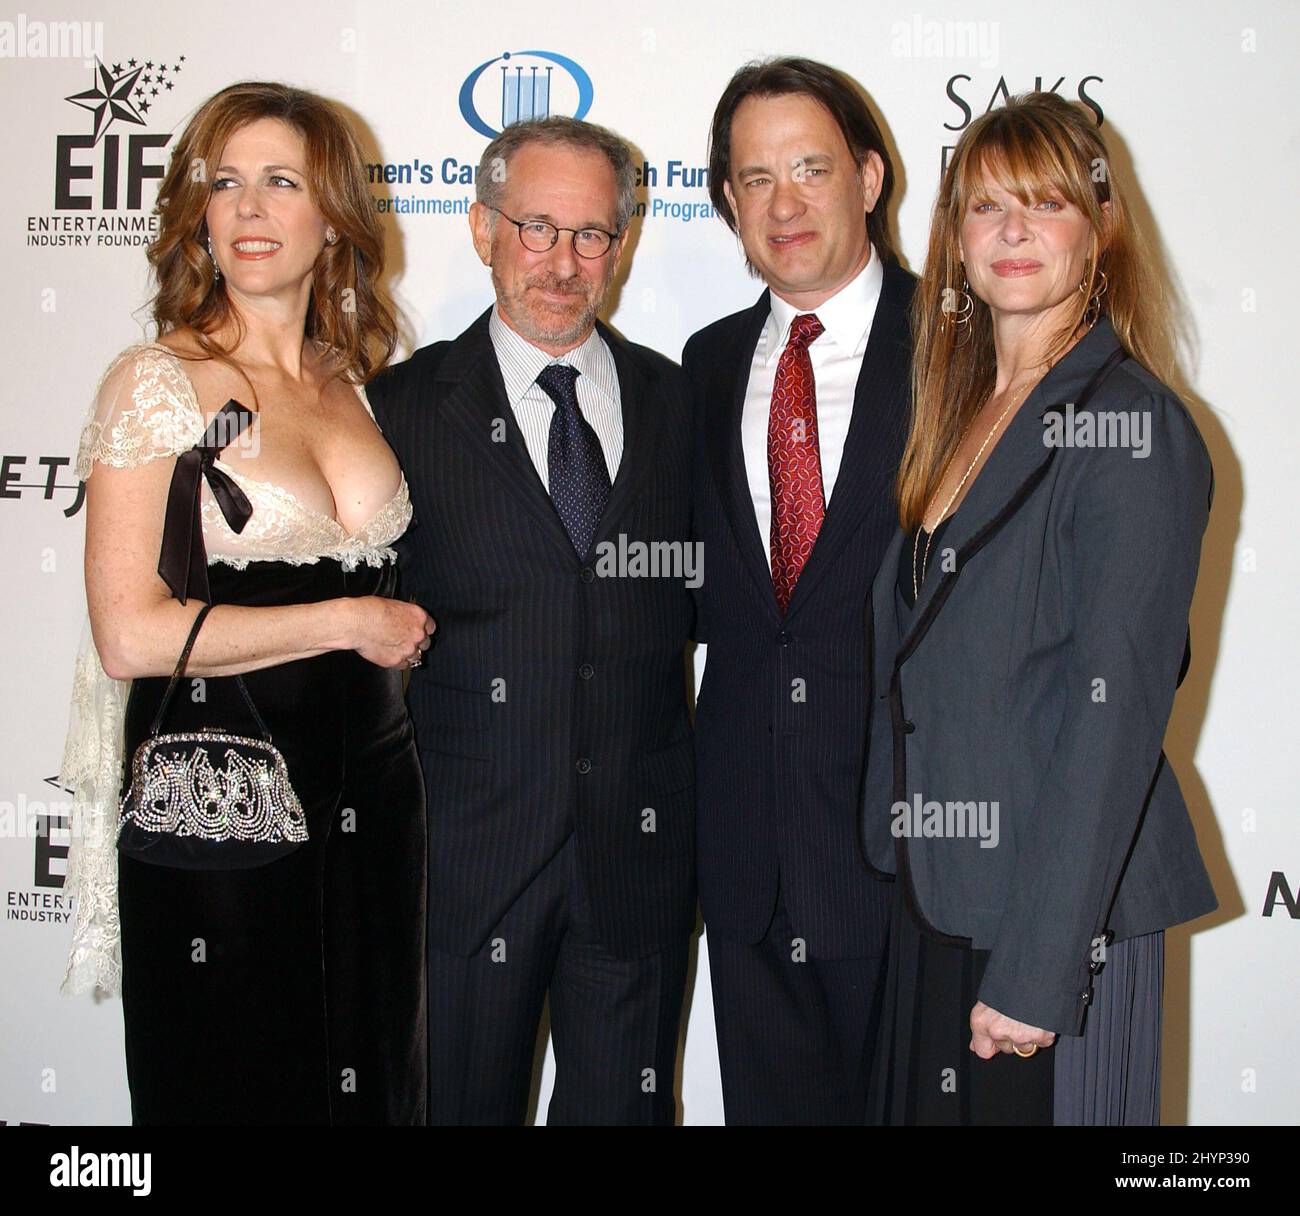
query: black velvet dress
117 555 427 1125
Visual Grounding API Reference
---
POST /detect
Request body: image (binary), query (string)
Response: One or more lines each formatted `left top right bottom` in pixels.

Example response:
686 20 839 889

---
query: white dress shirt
488 306 623 492
741 247 885 569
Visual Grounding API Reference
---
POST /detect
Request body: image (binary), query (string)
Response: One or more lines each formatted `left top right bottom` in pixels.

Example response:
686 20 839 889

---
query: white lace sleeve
61 344 202 998
76 343 205 479
59 617 128 996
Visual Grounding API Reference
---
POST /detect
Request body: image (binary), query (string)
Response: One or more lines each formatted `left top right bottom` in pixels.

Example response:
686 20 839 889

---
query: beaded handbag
116 605 308 869
115 398 308 870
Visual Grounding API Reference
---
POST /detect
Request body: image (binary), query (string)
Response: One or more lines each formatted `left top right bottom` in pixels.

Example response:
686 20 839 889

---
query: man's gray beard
493 269 605 349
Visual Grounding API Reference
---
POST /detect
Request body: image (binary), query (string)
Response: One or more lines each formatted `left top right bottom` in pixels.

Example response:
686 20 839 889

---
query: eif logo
458 49 593 138
27 49 187 249
56 52 187 208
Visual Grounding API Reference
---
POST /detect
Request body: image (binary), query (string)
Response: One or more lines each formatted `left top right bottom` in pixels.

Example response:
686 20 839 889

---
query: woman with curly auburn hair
147 81 397 383
59 81 432 1124
859 92 1216 1124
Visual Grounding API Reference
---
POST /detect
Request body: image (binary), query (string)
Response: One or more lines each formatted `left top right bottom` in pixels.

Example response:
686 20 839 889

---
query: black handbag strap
146 604 273 741
147 602 210 737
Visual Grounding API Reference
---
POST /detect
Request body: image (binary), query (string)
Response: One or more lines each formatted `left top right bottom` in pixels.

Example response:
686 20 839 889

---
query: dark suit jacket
859 316 1218 1034
367 309 696 959
683 257 916 958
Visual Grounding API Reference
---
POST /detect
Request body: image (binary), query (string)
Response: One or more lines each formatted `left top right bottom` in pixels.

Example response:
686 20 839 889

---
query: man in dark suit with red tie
683 57 915 1123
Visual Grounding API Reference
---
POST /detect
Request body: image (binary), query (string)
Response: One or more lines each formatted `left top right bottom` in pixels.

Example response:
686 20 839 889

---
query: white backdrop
2 0 1296 1125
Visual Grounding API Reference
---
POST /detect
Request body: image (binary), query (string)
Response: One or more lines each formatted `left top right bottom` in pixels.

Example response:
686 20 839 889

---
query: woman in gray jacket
861 92 1216 1125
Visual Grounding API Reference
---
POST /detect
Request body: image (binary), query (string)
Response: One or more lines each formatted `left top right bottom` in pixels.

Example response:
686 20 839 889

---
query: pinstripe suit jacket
683 257 916 958
367 308 696 959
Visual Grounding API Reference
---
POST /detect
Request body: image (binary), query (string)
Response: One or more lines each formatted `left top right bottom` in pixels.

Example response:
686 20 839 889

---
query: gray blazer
859 317 1218 1035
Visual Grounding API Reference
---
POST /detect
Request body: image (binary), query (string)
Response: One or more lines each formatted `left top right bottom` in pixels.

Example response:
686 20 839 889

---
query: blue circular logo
458 49 594 138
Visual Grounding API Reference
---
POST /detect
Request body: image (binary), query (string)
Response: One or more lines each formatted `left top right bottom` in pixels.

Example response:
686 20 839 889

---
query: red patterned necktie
768 312 826 615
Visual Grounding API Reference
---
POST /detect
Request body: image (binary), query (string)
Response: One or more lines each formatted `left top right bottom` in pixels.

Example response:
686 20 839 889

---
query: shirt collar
762 244 884 365
489 305 618 408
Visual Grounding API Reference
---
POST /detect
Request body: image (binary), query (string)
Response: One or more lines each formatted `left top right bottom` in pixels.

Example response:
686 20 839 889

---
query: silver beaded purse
117 602 309 870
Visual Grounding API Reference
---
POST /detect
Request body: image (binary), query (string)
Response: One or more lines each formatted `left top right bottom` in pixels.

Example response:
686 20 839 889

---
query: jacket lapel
707 291 781 619
784 258 913 620
901 318 1127 640
435 308 574 558
591 319 658 546
434 310 668 561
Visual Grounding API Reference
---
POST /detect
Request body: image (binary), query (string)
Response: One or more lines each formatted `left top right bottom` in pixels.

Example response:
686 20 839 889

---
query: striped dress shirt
488 305 624 491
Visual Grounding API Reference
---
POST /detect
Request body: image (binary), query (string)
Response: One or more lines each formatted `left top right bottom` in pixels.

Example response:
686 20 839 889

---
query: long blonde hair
898 92 1172 530
148 81 397 386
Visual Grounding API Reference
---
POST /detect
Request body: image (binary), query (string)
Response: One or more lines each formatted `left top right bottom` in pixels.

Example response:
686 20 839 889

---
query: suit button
576 757 592 775
579 566 595 583
578 663 594 680
902 719 916 734
776 630 792 646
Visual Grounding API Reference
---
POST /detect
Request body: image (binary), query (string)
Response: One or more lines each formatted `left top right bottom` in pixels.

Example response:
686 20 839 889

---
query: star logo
65 57 146 144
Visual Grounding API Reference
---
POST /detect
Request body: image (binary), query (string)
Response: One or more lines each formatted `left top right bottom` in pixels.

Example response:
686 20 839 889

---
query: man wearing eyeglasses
367 116 695 1126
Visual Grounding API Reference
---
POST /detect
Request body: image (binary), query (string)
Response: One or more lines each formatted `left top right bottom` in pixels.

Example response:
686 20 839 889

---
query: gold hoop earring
942 279 974 323
942 277 974 345
1080 268 1108 328
956 278 974 326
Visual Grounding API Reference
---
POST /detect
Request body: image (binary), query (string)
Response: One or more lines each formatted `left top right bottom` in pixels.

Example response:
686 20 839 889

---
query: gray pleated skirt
869 878 1164 1125
1053 930 1164 1125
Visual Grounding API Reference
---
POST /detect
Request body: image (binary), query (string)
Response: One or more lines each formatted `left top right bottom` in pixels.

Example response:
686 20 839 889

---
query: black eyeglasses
488 206 621 259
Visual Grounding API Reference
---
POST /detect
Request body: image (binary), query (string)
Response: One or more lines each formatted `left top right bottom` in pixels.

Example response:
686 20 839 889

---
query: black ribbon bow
158 399 255 604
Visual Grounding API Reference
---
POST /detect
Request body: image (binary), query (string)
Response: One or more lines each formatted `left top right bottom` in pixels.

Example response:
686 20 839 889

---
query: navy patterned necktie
536 362 611 558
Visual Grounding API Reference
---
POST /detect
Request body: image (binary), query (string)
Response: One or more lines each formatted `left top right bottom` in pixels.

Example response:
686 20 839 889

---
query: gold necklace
911 376 1037 601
